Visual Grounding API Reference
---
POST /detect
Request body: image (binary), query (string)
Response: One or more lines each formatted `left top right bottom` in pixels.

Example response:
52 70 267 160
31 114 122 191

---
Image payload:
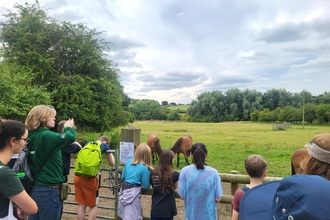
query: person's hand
16 206 28 220
74 141 82 148
63 119 75 129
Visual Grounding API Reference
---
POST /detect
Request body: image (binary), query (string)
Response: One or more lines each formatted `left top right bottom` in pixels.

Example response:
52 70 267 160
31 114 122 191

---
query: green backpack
74 141 102 177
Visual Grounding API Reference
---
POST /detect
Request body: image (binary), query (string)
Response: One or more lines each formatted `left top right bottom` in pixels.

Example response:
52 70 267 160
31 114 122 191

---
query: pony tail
193 146 206 170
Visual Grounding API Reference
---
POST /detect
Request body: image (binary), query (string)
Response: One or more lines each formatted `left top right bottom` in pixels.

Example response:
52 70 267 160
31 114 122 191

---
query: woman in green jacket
25 105 76 220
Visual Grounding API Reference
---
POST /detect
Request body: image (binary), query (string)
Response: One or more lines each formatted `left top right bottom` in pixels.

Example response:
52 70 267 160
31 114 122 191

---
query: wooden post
120 126 141 148
230 170 239 195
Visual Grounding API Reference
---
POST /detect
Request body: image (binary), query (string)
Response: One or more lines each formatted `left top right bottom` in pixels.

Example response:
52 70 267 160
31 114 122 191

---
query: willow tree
0 1 131 131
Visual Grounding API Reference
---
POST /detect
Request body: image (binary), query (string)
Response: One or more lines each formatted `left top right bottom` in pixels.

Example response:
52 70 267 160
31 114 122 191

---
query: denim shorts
28 185 63 220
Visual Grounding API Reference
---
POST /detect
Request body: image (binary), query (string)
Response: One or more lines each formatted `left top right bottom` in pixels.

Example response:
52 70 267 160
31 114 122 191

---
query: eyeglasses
20 137 29 143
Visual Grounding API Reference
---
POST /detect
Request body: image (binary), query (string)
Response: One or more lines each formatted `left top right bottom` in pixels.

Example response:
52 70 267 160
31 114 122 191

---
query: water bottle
17 172 26 179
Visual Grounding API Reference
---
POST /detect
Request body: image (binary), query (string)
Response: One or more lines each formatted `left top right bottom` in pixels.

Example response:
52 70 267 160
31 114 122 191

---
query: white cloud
1 0 329 104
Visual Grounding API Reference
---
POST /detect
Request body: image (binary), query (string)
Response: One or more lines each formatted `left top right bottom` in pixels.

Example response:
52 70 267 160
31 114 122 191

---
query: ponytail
191 143 207 170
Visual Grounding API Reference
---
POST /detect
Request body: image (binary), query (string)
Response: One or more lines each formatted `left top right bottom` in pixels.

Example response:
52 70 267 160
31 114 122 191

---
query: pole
302 95 305 129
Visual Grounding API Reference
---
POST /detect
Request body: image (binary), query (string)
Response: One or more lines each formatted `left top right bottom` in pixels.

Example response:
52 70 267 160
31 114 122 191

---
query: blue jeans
28 185 62 220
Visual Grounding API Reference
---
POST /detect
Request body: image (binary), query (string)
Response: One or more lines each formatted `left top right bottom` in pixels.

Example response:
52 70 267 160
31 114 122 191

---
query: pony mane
170 137 183 153
154 137 163 156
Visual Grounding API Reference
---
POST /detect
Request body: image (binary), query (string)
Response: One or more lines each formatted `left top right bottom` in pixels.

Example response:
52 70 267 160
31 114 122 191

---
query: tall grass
128 121 329 178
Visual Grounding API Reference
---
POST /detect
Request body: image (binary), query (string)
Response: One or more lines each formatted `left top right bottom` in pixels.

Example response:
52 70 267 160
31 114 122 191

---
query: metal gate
62 149 121 220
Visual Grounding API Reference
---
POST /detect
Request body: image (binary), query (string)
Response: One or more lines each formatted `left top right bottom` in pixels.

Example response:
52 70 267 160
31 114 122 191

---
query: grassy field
126 121 329 178
166 104 190 111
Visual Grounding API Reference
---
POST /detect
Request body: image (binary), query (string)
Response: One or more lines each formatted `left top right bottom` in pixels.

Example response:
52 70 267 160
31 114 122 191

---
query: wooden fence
272 122 292 130
63 154 283 220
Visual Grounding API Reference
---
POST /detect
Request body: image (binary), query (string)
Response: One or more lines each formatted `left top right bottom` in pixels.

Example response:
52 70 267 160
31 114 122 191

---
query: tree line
1 2 329 127
126 89 330 124
186 88 330 123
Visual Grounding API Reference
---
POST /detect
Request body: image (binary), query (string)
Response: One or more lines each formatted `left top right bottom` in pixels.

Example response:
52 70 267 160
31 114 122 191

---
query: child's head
245 154 268 178
25 105 56 131
132 143 152 167
158 150 175 167
97 136 110 145
0 119 27 150
305 133 330 180
153 150 175 194
191 142 208 170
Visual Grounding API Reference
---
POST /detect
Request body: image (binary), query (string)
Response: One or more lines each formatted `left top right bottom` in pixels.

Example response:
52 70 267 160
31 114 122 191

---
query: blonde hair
131 143 152 169
25 105 56 131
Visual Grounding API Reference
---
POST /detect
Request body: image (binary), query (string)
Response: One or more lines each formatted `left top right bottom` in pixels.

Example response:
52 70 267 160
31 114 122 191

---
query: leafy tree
0 2 129 131
259 108 275 122
0 60 51 120
304 103 317 123
167 110 181 121
250 110 260 121
128 99 160 120
316 104 330 123
161 101 168 105
315 92 330 105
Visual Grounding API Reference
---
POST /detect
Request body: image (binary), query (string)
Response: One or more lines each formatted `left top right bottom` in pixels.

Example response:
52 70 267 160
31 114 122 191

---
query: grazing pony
291 148 310 175
147 134 163 164
170 135 193 168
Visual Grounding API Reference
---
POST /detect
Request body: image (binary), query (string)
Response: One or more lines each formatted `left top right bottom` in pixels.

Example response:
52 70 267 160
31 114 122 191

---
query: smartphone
69 110 73 119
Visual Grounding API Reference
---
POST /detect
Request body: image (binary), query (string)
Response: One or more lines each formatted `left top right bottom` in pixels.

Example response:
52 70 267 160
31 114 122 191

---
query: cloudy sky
1 0 330 104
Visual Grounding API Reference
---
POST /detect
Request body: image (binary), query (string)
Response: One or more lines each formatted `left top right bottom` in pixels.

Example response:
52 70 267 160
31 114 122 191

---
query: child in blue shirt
118 143 153 220
178 142 223 220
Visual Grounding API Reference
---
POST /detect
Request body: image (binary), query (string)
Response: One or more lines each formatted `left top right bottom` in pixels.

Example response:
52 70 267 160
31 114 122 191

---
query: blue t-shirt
178 164 223 220
100 143 110 153
122 158 151 188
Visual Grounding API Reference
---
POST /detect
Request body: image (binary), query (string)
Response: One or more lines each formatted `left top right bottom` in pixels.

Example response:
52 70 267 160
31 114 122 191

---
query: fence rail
272 122 292 130
63 157 283 220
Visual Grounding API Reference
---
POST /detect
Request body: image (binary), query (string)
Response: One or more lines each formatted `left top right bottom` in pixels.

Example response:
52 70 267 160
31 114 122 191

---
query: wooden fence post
120 126 141 148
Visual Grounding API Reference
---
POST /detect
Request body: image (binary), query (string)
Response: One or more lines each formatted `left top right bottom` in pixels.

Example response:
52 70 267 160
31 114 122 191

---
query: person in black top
57 120 81 175
150 150 179 220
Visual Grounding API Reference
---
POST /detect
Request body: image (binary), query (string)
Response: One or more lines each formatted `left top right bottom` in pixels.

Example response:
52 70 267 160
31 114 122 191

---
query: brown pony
147 134 163 164
170 135 193 168
291 148 310 175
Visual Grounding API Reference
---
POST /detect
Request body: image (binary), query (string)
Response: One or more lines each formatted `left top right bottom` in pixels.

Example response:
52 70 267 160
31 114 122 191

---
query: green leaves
0 1 129 131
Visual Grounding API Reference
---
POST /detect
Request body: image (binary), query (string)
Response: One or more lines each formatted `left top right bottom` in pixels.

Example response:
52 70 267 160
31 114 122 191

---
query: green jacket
28 126 76 186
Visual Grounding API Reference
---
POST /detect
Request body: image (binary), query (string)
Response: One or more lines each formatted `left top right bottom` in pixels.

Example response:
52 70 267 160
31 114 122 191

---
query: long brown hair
151 150 175 194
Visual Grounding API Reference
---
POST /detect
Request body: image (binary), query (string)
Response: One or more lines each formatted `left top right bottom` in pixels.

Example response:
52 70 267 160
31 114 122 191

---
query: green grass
166 105 190 111
127 121 329 178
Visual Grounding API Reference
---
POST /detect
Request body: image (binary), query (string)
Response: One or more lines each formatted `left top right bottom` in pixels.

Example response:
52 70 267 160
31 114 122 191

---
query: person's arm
10 191 38 215
173 171 180 190
141 166 151 188
100 143 115 166
106 152 115 167
62 142 82 154
231 209 239 220
215 170 223 203
178 171 185 200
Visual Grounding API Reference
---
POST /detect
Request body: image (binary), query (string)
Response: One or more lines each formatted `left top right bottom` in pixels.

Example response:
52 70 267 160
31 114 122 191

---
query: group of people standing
232 133 330 220
118 142 223 220
3 104 330 220
0 104 115 220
